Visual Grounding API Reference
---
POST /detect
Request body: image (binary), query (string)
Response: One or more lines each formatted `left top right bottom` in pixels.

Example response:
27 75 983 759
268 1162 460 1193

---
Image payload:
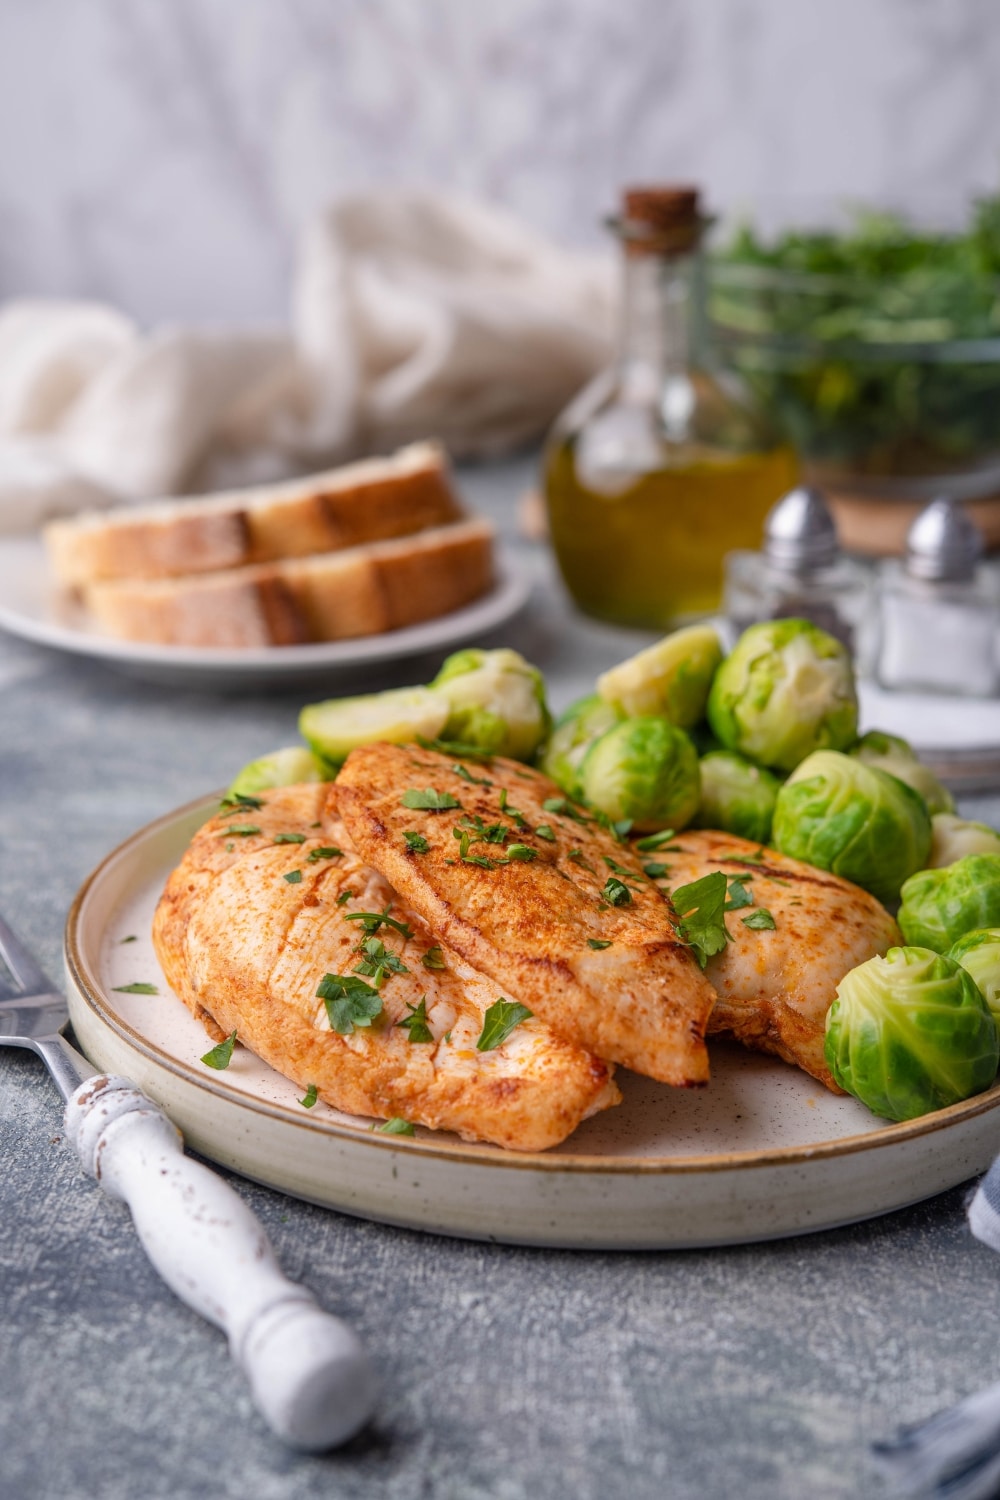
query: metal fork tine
0 913 53 996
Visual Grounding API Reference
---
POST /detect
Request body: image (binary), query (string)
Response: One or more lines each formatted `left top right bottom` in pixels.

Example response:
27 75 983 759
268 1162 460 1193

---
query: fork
0 912 377 1450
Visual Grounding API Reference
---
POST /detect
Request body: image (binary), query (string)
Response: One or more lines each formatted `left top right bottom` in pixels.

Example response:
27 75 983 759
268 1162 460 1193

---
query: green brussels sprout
431 648 550 760
596 624 723 727
706 618 858 772
692 750 781 843
898 855 1000 952
929 813 1000 868
848 730 955 816
578 717 700 833
538 694 624 798
300 686 449 767
949 929 1000 1023
772 750 932 906
824 946 999 1122
227 746 330 800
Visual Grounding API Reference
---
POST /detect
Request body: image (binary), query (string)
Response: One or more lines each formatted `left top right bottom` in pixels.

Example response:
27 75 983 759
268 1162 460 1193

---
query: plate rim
64 790 1000 1177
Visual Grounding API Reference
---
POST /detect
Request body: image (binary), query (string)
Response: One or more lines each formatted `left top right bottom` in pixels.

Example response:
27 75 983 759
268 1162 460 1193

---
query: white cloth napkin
0 191 614 533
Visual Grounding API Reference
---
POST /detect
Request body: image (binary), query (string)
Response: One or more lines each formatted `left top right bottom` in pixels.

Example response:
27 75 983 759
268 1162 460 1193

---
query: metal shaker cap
763 486 839 570
904 497 983 582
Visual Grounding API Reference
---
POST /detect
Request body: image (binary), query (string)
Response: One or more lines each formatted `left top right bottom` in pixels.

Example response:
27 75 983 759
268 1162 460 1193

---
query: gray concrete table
2 459 1000 1500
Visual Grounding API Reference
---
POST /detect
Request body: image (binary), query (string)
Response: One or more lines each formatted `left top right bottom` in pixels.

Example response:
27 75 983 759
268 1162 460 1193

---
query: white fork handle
64 1074 377 1451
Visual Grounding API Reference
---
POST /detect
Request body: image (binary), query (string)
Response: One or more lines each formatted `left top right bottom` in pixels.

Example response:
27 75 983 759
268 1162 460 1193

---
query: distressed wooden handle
64 1075 377 1450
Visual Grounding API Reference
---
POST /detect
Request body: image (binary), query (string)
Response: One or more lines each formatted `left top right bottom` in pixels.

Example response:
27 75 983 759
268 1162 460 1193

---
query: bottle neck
618 248 704 379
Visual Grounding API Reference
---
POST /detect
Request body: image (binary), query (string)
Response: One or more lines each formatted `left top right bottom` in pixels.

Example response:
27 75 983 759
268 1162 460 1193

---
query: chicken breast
655 829 901 1090
332 743 717 1086
153 783 620 1152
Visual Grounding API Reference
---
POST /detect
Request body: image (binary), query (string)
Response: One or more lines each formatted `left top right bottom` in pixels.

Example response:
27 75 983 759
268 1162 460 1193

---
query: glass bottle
543 185 798 629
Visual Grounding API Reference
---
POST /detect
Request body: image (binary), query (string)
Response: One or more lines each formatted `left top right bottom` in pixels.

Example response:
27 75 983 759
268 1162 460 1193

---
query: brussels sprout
597 625 723 727
538 694 624 798
772 750 932 906
824 946 998 1122
431 648 550 760
226 745 329 800
949 929 1000 1023
848 730 955 816
578 717 700 833
929 813 1000 868
706 618 858 772
300 686 448 766
898 855 1000 952
692 750 781 843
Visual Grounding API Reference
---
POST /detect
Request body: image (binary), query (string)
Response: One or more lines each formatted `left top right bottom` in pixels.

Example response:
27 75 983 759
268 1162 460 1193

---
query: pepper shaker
875 497 999 696
723 485 872 656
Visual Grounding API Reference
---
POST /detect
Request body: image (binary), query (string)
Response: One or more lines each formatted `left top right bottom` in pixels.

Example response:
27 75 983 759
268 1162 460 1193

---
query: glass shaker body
875 561 999 697
723 550 874 662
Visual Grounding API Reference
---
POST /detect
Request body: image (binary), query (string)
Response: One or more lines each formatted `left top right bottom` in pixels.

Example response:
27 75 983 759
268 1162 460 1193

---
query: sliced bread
83 518 496 648
43 441 461 586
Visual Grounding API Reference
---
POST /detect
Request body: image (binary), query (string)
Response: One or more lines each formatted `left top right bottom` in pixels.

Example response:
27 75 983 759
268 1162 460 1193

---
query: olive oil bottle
544 187 798 629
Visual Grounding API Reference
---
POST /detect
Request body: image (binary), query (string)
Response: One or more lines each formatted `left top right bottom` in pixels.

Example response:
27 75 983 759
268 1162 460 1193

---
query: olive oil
545 435 798 627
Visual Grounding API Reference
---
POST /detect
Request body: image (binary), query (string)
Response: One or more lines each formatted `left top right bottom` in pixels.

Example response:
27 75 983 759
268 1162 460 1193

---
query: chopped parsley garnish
404 831 430 853
397 996 434 1044
344 907 414 939
671 872 730 969
542 796 589 824
742 908 777 931
373 1117 416 1136
112 981 158 995
119 934 137 944
273 832 306 844
353 937 409 986
336 888 355 906
299 1083 318 1109
724 875 754 912
220 792 263 810
453 763 493 786
534 824 556 842
222 824 261 837
225 842 234 853
476 998 533 1052
497 790 527 826
283 870 303 884
567 848 596 874
401 788 461 812
587 938 613 950
317 973 383 1034
634 828 677 852
421 946 446 970
307 845 343 862
416 735 495 763
462 853 496 869
501 844 537 863
602 877 632 907
603 856 642 879
201 1029 237 1069
643 862 670 879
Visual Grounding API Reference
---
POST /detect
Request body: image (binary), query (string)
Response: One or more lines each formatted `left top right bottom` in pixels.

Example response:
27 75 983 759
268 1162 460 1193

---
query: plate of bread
0 442 527 686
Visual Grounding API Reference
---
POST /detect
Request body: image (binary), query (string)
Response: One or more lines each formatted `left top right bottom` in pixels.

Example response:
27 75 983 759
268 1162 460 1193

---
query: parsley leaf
724 875 754 911
415 735 495 763
112 981 158 995
476 998 533 1052
404 831 430 853
374 1117 416 1135
344 907 414 939
317 973 383 1034
307 845 343 862
220 792 263 810
283 870 303 884
201 1029 237 1069
500 844 537 863
534 824 556 841
671 872 730 969
222 824 261 837
587 938 613 950
603 855 642 879
452 763 493 786
643 861 670 879
273 832 306 844
542 795 590 824
401 788 461 812
397 996 434 1043
421 946 446 970
634 828 677 852
602 877 632 907
742 908 777 930
336 888 355 906
299 1083 318 1109
119 934 137 944
462 853 495 869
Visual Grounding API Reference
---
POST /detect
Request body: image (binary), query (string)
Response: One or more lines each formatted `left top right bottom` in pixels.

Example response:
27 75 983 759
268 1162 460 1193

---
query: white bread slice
83 519 496 648
43 441 461 587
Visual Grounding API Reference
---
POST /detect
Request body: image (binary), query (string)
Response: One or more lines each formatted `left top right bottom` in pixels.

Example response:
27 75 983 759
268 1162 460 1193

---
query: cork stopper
619 185 703 255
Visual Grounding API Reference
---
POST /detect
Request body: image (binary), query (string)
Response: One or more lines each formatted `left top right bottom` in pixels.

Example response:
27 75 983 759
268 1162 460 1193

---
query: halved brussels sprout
578 717 700 833
707 618 858 773
538 694 624 798
226 745 330 800
597 625 723 727
929 813 1000 869
899 855 1000 952
692 750 780 844
949 929 1000 1023
431 648 550 760
824 946 998 1122
848 730 955 816
772 750 932 906
299 686 448 766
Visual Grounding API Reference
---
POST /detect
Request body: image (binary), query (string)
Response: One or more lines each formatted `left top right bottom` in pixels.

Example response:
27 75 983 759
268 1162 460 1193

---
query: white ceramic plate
0 535 530 688
63 794 1000 1249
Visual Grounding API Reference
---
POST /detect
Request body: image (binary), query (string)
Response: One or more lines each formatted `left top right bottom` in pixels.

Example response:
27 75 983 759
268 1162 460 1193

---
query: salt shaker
723 485 872 655
875 497 999 696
